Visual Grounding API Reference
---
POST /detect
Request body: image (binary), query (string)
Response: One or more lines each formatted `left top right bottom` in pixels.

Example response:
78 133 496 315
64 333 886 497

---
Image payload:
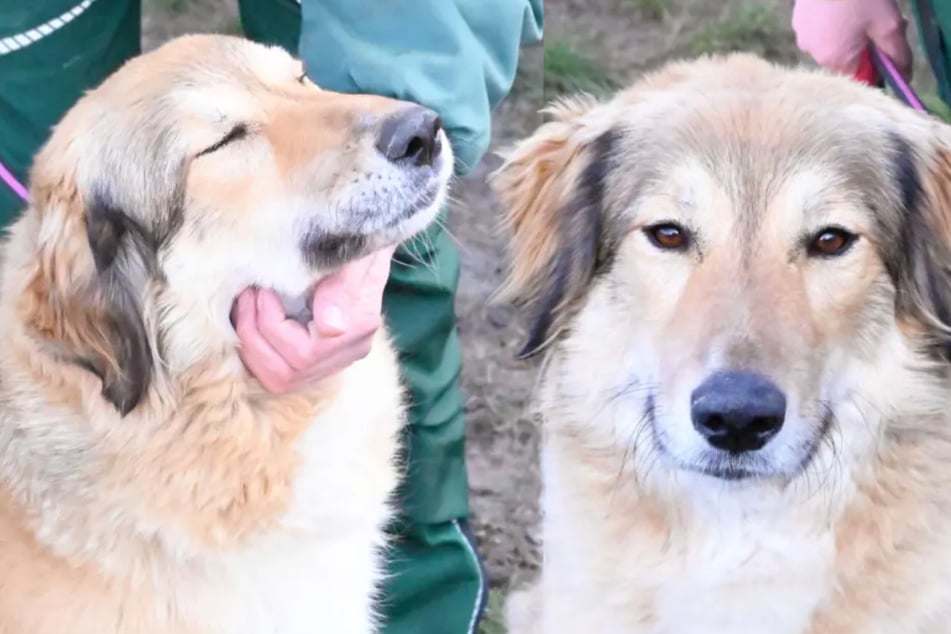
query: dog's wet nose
376 105 442 167
690 371 786 454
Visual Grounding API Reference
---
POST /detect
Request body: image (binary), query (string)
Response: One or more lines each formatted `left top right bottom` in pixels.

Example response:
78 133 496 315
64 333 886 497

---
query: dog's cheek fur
492 99 619 359
17 177 155 416
888 134 951 361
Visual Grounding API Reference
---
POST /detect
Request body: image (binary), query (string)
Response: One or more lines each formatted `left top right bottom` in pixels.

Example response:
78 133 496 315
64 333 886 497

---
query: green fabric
380 222 467 525
236 0 301 51
379 519 487 634
911 0 951 106
298 0 543 175
0 0 141 225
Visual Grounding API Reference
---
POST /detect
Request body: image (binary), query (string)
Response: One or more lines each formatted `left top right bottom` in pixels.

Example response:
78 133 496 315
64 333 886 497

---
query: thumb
310 246 396 337
869 17 913 79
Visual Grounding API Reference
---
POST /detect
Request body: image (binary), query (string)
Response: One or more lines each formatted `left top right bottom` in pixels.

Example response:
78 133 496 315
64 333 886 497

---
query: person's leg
376 227 488 634
0 0 141 225
237 1 487 632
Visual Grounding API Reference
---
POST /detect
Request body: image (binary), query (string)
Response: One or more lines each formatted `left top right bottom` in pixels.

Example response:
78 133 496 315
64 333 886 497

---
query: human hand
792 0 913 79
233 246 396 393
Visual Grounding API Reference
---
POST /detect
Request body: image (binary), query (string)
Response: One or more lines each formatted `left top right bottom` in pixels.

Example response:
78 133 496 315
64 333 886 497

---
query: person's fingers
233 290 297 393
348 247 396 318
254 289 319 371
312 303 349 338
310 246 395 337
869 21 914 80
309 265 368 338
235 246 396 393
366 246 397 297
286 332 378 390
232 287 257 331
815 47 864 76
308 311 381 344
791 0 912 78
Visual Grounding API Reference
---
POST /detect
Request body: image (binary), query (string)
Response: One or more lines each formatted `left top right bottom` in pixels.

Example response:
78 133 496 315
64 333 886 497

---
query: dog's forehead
608 89 902 228
155 34 300 80
93 36 302 111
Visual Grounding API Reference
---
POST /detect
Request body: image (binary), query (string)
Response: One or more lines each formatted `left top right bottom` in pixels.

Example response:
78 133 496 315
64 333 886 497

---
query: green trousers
0 2 485 632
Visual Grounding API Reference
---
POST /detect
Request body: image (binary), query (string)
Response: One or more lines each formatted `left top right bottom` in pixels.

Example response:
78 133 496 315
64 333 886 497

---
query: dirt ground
139 0 938 628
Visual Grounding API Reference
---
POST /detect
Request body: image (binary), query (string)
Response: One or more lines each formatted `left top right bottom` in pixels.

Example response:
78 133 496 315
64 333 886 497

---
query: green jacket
300 0 543 175
0 0 543 220
912 0 951 108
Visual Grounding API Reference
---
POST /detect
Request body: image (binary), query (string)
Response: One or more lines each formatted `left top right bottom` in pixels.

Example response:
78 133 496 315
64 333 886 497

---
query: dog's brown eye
809 227 857 257
645 223 689 251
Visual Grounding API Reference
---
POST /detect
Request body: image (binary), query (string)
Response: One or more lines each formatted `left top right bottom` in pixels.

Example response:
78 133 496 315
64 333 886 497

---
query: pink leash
0 155 28 202
854 45 929 114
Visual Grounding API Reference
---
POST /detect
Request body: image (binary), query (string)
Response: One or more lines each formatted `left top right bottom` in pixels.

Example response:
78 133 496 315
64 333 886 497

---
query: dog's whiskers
638 395 667 488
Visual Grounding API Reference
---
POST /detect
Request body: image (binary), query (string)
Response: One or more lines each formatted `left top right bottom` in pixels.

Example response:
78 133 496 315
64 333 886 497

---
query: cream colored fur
493 53 951 634
0 34 452 634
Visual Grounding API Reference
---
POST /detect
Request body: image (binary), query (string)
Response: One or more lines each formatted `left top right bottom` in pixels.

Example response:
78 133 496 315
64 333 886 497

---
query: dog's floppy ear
18 169 155 416
490 95 617 359
890 129 951 359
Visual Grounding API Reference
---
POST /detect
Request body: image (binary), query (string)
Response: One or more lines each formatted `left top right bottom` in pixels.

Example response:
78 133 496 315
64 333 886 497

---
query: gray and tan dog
0 34 452 634
493 53 951 633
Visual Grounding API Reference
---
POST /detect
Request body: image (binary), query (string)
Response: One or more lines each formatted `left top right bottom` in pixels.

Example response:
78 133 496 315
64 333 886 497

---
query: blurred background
139 1 939 631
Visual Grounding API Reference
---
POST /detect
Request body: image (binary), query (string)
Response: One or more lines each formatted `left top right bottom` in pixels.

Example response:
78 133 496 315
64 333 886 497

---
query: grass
221 17 244 36
544 38 621 99
478 588 507 634
923 93 951 123
690 3 794 62
509 44 544 106
623 0 669 21
158 0 189 14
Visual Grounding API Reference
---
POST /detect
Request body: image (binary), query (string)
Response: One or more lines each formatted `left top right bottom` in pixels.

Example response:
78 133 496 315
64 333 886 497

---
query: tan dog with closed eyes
493 53 951 633
0 34 452 634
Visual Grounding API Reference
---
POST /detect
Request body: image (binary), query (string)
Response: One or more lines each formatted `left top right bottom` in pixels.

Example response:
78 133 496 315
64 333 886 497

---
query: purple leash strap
868 45 929 114
0 156 29 202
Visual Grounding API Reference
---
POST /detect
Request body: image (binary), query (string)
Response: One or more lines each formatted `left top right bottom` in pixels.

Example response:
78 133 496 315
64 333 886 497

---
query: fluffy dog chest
0 374 400 634
184 356 401 634
180 530 384 634
540 446 838 634
648 520 835 634
548 504 836 634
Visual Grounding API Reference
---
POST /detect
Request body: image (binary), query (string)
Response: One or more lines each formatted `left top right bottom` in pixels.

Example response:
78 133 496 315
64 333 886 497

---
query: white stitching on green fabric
0 0 97 56
453 519 487 634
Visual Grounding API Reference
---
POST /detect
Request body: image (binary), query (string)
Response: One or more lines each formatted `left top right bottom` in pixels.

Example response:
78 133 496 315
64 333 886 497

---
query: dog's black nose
690 371 786 454
376 105 442 167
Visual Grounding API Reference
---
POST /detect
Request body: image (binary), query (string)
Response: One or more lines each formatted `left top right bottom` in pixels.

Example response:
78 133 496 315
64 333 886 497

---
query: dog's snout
376 105 442 167
690 371 786 454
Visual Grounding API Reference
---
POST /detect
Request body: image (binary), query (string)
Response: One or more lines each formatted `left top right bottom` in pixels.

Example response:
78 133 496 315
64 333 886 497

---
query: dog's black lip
299 231 368 271
381 179 441 229
298 174 443 270
693 462 761 481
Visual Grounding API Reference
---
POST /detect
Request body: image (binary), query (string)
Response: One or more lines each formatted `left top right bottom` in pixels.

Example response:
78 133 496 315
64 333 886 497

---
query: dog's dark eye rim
643 221 691 251
195 123 249 158
807 225 859 257
297 72 308 84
